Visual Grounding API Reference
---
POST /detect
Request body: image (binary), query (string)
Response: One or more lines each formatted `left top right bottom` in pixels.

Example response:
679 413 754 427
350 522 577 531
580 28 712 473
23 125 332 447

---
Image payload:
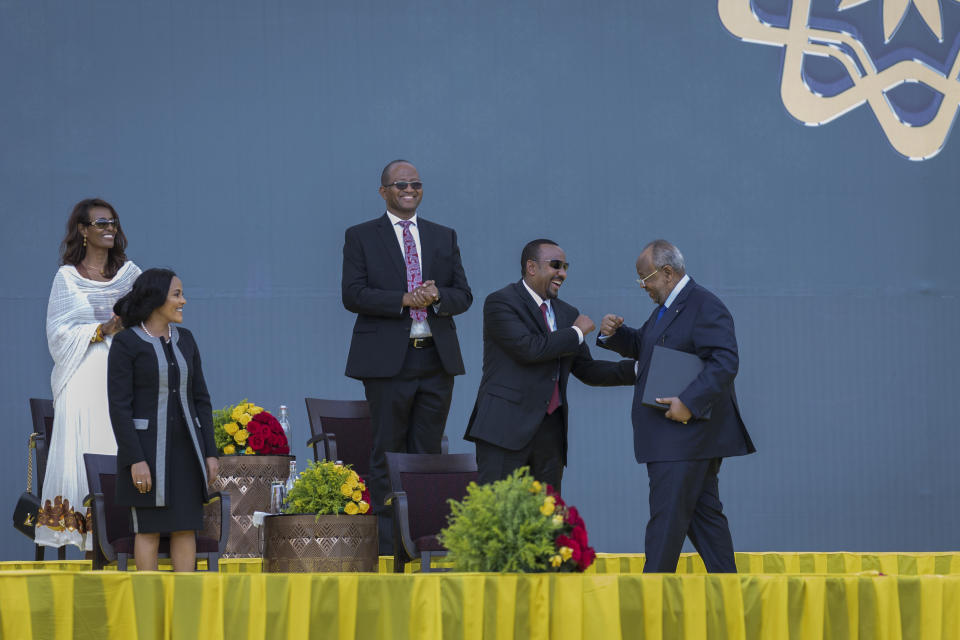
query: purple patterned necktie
398 220 427 322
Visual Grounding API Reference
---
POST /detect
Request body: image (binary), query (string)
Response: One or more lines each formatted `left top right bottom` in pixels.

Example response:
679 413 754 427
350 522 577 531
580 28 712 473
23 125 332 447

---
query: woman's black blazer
107 326 218 508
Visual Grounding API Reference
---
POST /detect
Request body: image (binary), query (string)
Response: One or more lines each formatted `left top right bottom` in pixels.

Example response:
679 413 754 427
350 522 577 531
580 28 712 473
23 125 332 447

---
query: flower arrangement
283 460 372 517
439 467 596 572
213 400 290 455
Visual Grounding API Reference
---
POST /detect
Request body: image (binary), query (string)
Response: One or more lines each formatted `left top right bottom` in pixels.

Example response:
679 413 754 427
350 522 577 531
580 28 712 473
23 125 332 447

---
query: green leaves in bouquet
282 460 370 518
439 467 558 572
212 402 238 451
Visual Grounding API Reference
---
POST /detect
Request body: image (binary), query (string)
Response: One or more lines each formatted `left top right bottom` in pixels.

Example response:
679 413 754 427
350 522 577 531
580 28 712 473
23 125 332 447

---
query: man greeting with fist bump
597 239 755 573
464 239 634 493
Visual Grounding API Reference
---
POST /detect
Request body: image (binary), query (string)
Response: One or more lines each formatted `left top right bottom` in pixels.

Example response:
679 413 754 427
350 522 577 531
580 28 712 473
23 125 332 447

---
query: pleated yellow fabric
2 570 960 640
8 552 957 576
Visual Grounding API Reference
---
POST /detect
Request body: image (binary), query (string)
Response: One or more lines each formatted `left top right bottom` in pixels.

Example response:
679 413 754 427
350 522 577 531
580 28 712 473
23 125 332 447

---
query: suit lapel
513 281 549 333
417 217 434 277
375 214 407 280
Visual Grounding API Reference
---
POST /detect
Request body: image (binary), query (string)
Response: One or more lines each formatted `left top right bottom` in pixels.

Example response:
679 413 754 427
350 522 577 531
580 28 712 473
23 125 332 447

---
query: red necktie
398 221 427 322
540 303 561 415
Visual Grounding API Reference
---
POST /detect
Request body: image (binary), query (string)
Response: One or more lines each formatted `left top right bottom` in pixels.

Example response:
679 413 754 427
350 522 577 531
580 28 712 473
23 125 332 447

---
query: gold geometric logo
719 0 960 160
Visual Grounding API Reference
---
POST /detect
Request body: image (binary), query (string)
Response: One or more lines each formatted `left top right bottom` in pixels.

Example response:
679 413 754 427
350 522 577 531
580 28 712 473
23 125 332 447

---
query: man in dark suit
597 239 755 573
464 239 635 493
342 159 472 553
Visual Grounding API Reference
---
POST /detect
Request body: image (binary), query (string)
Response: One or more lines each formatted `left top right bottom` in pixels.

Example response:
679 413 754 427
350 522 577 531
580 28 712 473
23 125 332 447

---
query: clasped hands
403 280 439 309
598 313 692 424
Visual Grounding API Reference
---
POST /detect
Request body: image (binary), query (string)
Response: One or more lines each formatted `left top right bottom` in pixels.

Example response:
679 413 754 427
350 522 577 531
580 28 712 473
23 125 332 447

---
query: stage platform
1 553 958 639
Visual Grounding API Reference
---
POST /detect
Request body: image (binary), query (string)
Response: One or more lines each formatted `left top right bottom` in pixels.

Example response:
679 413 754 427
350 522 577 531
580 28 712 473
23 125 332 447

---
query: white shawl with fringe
46 261 141 399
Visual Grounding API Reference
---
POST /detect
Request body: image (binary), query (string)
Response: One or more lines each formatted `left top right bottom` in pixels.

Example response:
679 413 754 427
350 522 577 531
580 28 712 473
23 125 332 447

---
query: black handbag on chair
12 433 41 539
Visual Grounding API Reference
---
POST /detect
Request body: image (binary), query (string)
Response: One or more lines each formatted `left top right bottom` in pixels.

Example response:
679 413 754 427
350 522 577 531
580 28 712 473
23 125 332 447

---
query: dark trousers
363 344 454 555
475 410 565 494
643 457 737 573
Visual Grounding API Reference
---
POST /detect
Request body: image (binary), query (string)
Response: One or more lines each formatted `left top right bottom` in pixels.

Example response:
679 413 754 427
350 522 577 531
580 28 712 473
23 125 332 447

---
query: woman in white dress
36 198 141 551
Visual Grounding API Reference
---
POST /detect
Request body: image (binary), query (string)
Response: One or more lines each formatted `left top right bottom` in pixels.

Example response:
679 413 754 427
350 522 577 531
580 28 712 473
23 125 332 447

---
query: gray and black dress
107 326 218 533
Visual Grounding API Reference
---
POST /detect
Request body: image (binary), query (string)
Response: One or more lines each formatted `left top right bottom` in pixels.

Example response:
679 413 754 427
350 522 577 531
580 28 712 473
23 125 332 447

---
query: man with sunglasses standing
597 239 755 573
464 239 634 493
342 159 472 555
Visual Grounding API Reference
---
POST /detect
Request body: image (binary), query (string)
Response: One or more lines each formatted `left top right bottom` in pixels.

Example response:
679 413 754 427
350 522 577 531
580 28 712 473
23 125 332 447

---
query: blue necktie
655 305 666 323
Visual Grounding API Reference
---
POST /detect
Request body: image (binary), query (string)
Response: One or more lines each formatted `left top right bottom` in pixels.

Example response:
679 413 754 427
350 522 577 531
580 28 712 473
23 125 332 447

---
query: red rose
572 524 589 548
246 422 263 437
565 506 584 528
248 433 266 452
578 546 596 570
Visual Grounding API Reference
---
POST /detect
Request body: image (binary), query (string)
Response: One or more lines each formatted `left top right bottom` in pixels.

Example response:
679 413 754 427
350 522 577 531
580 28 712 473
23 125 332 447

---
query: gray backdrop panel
1 1 957 560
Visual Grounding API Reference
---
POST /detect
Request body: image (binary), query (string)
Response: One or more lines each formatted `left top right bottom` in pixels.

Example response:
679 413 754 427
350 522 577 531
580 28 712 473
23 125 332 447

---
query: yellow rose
344 502 359 515
223 444 236 455
559 546 573 561
237 414 252 426
550 555 562 568
552 515 564 527
357 482 366 492
340 483 353 497
250 406 264 415
224 422 239 435
540 496 556 516
244 447 255 455
358 501 370 514
530 481 542 494
234 429 249 444
230 407 244 421
352 490 362 501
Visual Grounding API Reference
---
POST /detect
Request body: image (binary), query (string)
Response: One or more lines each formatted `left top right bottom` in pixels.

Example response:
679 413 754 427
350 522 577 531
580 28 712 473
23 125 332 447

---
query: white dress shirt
521 280 584 344
386 211 432 338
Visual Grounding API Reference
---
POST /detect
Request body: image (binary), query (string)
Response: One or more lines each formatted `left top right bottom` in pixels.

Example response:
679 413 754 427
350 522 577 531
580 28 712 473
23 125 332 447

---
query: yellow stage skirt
1 553 958 639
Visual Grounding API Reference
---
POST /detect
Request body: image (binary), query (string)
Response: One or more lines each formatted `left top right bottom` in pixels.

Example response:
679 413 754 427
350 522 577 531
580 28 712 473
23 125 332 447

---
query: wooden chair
82 453 230 571
28 398 65 561
304 398 449 477
384 452 477 573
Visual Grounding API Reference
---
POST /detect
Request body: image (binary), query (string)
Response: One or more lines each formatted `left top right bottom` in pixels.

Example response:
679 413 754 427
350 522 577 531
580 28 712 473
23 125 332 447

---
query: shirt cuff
572 326 584 344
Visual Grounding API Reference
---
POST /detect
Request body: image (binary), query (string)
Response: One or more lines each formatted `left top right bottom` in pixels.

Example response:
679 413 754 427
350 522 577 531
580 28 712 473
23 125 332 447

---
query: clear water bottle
278 405 292 443
284 459 297 496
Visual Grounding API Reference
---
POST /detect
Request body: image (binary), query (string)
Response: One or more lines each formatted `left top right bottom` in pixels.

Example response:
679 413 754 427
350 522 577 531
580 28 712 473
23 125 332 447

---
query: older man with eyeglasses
597 239 756 573
464 239 635 493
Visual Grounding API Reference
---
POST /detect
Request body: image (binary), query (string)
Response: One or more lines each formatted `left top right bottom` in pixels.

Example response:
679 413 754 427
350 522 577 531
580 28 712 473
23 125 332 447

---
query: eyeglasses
636 267 660 286
385 181 423 191
540 259 570 271
84 218 118 230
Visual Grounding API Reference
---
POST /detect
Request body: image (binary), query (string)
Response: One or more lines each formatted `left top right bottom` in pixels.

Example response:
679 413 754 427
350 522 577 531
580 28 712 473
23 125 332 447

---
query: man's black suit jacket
342 213 472 379
464 281 635 464
597 279 755 464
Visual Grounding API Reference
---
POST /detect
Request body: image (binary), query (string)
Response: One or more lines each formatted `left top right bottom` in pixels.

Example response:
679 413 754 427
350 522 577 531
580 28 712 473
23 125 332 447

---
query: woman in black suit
107 268 219 571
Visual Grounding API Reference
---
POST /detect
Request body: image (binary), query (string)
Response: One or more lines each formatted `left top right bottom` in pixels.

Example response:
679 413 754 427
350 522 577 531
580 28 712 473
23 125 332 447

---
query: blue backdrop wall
1 0 958 561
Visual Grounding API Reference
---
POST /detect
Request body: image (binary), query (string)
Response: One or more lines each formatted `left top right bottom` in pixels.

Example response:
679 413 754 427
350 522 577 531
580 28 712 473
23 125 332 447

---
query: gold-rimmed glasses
636 267 660 287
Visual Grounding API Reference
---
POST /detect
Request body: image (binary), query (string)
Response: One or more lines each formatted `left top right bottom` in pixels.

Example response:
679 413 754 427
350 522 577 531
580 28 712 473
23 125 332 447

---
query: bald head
381 159 414 187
